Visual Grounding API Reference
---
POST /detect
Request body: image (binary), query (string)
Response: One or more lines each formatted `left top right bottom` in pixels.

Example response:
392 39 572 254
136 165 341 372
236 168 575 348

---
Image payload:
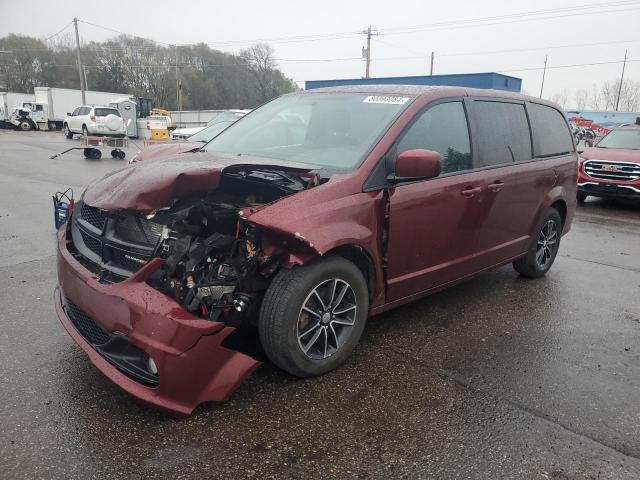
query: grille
108 247 149 271
63 297 111 346
71 207 158 278
80 229 102 256
114 216 163 246
80 203 107 230
584 160 640 182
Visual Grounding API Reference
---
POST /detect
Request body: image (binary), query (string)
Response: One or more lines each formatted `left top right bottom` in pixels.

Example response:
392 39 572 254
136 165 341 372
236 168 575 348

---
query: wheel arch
550 198 567 228
325 244 376 302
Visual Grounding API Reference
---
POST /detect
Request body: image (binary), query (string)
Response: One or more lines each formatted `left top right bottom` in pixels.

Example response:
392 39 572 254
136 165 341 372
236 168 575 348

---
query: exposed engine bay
70 165 319 325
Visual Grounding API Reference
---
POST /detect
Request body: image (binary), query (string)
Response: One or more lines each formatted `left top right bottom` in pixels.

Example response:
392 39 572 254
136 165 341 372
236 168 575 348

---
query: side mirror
390 149 442 182
67 112 72 116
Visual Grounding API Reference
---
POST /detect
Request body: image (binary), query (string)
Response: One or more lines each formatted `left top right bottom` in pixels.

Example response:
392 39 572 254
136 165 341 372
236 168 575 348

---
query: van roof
296 84 557 108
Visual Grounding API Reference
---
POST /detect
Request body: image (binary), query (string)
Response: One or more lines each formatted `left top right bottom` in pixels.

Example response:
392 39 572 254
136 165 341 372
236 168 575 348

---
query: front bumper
578 181 640 199
55 224 260 416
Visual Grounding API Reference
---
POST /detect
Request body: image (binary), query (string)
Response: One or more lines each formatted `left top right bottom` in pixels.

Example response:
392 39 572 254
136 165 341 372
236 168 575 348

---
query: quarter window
528 103 574 157
396 101 472 174
473 101 532 167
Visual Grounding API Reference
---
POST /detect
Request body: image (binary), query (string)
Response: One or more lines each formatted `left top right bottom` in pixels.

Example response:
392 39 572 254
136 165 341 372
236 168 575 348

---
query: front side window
396 101 472 174
71 108 80 116
597 129 640 150
204 93 412 170
473 101 532 167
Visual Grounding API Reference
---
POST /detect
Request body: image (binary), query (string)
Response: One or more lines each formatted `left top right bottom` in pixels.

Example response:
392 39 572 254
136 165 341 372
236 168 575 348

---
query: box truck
7 87 129 131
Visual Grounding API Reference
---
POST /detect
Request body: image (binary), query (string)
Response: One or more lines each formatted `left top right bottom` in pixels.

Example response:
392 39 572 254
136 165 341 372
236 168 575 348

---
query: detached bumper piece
62 295 159 387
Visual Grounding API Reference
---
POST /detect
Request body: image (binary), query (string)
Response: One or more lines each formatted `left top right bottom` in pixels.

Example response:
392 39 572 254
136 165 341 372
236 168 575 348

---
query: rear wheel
577 192 587 203
513 208 562 278
259 256 368 377
64 124 73 139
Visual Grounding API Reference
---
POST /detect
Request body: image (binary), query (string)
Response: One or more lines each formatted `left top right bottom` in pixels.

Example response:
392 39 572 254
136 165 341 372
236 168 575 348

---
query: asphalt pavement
1 130 639 479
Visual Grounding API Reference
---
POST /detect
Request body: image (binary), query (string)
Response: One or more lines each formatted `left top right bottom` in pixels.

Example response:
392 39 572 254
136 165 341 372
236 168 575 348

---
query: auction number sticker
363 95 410 105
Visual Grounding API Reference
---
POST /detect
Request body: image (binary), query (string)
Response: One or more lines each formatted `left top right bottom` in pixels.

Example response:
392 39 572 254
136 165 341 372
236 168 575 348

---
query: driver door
385 100 492 301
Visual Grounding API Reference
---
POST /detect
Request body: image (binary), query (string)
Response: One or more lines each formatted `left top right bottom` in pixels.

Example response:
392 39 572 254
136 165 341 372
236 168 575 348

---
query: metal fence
169 110 223 128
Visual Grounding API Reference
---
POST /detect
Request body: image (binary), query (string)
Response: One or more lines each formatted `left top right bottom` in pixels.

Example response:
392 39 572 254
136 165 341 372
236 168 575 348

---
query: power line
43 22 73 42
2 58 635 72
30 0 638 51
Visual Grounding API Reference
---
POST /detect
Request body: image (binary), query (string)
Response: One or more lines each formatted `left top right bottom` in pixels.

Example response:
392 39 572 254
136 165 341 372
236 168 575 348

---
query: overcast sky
1 0 639 106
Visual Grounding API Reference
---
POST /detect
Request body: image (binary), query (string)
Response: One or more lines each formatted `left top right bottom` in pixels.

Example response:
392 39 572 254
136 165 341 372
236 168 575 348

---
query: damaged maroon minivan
55 86 577 415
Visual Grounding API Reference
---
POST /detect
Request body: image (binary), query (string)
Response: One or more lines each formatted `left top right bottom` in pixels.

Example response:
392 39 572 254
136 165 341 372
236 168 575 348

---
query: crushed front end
55 164 317 415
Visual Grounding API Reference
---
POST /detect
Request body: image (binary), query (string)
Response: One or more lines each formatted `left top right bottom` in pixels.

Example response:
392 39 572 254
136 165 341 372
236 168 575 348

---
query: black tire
577 192 587 203
64 124 73 139
513 208 562 278
19 120 32 131
90 148 102 160
259 255 368 377
111 149 119 158
117 150 126 159
82 125 89 137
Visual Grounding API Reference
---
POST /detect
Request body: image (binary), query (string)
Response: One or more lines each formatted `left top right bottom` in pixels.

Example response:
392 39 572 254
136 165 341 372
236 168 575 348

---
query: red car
577 125 640 202
55 86 577 415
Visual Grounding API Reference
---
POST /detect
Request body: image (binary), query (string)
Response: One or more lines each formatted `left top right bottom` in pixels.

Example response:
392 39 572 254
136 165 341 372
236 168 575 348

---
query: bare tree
573 89 589 110
548 88 570 109
240 43 278 103
588 78 640 111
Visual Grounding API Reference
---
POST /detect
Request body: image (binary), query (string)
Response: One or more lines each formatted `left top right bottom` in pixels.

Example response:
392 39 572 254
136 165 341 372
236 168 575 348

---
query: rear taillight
90 114 96 121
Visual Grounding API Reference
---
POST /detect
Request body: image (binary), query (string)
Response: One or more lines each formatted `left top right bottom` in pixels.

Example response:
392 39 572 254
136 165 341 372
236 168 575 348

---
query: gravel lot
1 130 639 479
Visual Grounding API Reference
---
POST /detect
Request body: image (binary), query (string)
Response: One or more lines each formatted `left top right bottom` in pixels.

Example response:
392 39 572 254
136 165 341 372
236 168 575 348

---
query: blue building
305 72 522 92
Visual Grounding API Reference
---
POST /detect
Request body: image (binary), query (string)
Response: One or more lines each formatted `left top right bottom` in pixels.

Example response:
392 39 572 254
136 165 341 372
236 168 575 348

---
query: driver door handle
487 181 505 192
461 186 482 198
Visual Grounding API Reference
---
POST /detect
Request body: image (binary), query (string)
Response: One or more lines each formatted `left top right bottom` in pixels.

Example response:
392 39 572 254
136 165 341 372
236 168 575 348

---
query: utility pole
73 18 86 105
539 55 548 98
615 49 628 111
429 51 434 75
361 26 379 79
83 66 89 91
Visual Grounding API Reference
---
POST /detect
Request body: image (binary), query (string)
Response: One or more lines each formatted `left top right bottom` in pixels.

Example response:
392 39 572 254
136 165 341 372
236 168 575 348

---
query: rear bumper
55 224 260 416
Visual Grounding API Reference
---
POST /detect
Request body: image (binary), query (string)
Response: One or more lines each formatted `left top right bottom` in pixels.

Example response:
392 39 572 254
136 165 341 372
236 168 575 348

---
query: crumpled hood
82 152 316 213
581 147 640 163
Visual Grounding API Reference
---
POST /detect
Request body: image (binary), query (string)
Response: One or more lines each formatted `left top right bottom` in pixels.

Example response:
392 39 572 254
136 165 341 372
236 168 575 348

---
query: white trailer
7 87 131 131
0 92 35 122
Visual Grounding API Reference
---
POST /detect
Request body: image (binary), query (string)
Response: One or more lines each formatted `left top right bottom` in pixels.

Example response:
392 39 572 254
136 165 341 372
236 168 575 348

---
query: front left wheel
259 256 368 377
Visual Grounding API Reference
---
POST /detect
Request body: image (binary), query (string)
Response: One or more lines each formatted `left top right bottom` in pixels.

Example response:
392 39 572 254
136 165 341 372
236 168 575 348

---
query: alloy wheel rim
297 278 357 360
536 219 558 268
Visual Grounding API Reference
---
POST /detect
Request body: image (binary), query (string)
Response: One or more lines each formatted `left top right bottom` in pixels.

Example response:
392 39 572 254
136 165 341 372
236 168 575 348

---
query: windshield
189 121 234 143
203 93 412 169
597 129 640 150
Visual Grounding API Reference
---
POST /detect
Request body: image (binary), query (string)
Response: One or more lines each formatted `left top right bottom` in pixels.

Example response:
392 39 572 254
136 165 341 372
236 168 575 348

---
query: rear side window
528 103 573 157
473 101 531 167
396 101 472 174
94 108 120 117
